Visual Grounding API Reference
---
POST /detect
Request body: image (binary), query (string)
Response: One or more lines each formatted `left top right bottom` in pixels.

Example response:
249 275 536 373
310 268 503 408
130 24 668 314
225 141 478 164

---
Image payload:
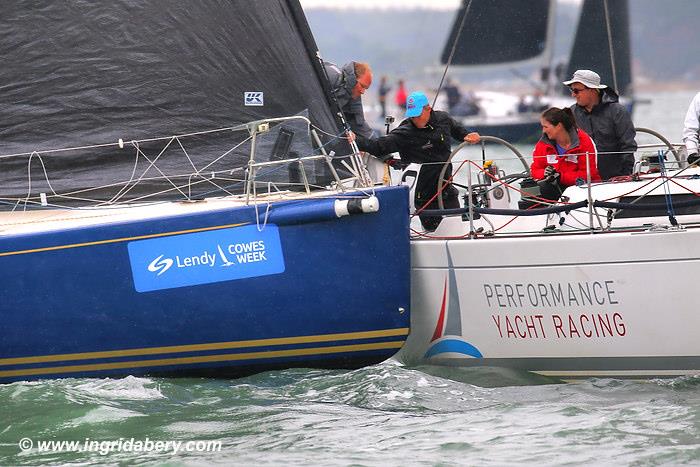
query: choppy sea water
2 361 700 466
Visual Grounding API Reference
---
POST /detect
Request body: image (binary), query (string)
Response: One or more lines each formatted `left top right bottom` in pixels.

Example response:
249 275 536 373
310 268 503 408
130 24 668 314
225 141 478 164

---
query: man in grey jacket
324 61 374 138
563 69 637 180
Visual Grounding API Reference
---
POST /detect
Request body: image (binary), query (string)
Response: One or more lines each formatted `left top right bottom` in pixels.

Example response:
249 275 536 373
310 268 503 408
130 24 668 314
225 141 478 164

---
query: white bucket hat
562 69 607 89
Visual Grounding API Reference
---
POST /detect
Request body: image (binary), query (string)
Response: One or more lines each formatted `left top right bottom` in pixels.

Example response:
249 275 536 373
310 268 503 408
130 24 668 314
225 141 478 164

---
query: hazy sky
299 0 460 10
299 0 579 10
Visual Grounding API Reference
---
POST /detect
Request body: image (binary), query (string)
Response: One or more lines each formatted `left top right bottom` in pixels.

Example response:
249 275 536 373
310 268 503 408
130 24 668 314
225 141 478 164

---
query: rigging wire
657 150 678 226
1 114 371 211
432 0 474 108
602 0 619 93
0 123 253 160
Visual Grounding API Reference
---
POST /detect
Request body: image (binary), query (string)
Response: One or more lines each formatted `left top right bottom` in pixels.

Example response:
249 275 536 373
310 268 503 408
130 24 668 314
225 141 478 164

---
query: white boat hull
400 227 700 379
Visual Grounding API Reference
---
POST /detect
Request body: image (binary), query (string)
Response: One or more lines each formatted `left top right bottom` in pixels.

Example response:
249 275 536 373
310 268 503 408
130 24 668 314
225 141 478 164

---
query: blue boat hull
0 186 411 383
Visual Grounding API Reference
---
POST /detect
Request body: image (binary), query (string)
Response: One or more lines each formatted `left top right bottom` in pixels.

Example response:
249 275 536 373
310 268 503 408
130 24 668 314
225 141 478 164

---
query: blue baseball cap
404 91 429 118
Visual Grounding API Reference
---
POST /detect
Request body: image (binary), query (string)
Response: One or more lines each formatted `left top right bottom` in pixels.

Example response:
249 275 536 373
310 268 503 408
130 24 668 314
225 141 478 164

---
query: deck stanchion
245 129 257 205
586 151 594 232
299 160 311 194
467 160 475 238
311 129 344 192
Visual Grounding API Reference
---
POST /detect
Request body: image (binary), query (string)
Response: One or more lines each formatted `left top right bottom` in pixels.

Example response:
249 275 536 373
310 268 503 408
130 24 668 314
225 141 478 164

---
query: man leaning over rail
352 91 480 232
564 69 637 180
324 61 374 139
682 91 700 166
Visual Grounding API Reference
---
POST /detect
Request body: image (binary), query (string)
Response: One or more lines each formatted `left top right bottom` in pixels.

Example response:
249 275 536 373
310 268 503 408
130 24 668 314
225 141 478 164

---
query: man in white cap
355 91 480 231
563 69 637 180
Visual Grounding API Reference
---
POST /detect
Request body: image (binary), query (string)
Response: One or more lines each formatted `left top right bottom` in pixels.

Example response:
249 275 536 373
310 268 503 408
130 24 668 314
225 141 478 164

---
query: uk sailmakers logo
244 92 263 106
127 224 285 292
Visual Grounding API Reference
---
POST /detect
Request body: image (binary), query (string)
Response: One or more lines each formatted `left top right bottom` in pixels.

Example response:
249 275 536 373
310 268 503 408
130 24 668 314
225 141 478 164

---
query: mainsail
440 0 555 68
0 0 347 205
564 0 632 95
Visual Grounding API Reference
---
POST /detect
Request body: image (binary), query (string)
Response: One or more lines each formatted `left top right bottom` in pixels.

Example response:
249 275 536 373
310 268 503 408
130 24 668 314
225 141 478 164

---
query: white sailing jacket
683 91 700 155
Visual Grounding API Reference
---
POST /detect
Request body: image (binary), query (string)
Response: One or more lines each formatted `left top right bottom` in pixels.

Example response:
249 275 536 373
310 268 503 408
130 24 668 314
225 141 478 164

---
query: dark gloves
688 153 699 166
543 165 559 180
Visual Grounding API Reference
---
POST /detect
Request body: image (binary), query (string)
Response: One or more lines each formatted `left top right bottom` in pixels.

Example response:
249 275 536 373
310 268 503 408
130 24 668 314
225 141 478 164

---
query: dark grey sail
0 0 347 206
441 0 553 66
564 0 632 95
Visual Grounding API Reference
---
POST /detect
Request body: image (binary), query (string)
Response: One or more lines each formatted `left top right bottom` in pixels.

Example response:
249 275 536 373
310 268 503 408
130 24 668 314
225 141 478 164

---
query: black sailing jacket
356 110 469 200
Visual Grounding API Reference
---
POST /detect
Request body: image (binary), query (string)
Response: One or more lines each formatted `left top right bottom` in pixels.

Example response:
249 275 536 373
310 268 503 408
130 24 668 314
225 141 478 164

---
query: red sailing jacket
530 128 601 186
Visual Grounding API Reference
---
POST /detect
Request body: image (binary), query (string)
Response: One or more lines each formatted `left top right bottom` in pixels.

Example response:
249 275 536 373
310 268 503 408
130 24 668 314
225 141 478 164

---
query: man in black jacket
355 91 480 231
563 69 637 180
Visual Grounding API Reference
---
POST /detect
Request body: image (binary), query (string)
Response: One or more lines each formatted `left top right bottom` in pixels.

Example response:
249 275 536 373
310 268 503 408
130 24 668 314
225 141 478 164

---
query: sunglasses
570 87 587 95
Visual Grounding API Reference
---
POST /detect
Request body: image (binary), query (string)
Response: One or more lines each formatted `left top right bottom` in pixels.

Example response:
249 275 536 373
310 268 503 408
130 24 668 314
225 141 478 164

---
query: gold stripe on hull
0 341 405 379
0 328 410 367
0 221 248 257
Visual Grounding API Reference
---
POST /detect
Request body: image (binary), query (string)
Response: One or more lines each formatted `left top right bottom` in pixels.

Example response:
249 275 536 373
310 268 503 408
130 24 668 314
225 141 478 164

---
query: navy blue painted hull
0 186 411 383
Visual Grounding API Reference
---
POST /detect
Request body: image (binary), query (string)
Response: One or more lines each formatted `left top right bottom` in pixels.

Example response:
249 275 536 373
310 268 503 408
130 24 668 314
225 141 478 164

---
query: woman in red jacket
530 107 601 200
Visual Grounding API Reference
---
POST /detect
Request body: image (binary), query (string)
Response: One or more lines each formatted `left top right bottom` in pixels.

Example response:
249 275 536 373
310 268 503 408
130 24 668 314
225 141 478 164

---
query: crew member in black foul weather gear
355 91 480 231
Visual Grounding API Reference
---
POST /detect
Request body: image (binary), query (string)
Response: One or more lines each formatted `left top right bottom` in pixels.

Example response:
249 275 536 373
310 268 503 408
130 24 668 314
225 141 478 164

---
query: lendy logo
148 255 173 276
128 224 285 292
146 242 267 277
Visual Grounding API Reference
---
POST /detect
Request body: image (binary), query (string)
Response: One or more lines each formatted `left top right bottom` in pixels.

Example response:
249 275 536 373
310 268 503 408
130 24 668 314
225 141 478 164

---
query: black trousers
538 179 565 202
416 185 459 231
